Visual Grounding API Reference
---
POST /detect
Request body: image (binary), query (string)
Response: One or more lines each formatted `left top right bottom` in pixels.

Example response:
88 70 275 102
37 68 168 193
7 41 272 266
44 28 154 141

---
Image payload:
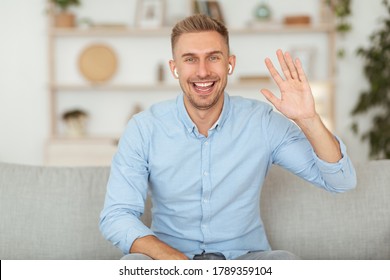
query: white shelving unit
45 0 336 166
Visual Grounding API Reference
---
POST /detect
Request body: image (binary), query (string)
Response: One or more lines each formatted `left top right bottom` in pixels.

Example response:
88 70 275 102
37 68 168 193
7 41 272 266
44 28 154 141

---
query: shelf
50 23 335 37
232 23 335 34
50 26 173 37
45 137 118 166
50 82 270 92
48 136 119 143
50 80 333 92
50 83 180 92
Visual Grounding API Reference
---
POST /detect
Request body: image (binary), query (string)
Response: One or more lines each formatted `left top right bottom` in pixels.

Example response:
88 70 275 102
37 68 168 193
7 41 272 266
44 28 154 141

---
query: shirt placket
199 136 213 251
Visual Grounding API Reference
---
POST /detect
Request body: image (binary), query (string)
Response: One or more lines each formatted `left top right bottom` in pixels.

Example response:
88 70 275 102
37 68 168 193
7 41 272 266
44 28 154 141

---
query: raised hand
261 49 316 122
261 49 343 162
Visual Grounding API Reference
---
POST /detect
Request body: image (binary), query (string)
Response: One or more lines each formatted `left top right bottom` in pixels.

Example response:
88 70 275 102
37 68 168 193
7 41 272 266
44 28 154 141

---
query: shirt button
204 141 209 145
203 171 209 176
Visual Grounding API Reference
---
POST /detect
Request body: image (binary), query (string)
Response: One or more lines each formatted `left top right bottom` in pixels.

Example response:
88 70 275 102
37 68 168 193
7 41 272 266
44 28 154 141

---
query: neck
185 99 224 137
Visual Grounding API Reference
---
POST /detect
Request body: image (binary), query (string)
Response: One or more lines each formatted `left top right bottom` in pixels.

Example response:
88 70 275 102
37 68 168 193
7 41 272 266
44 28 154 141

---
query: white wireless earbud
174 69 179 78
228 64 232 74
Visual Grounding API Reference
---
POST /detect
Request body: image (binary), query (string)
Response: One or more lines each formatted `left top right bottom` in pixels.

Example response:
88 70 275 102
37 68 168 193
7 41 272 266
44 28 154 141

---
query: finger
295 58 309 83
260 88 281 109
276 49 293 80
284 52 299 80
264 57 284 85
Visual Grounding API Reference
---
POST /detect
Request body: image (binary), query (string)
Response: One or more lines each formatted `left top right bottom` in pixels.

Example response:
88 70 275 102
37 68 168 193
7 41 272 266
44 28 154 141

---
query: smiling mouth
192 81 216 93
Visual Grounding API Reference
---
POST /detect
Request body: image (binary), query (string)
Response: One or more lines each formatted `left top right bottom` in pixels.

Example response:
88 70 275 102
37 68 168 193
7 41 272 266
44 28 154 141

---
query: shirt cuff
121 223 156 255
313 136 349 173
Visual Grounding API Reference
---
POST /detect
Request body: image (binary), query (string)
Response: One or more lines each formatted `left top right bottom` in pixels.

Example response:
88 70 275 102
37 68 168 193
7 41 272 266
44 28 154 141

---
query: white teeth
194 82 213 87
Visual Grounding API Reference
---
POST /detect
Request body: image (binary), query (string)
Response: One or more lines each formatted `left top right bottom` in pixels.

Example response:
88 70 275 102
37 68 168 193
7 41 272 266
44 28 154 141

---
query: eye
209 55 220 62
184 57 196 63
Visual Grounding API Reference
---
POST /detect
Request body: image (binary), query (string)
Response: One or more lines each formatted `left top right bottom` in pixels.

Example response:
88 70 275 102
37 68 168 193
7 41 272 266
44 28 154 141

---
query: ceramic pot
54 12 75 28
254 1 271 21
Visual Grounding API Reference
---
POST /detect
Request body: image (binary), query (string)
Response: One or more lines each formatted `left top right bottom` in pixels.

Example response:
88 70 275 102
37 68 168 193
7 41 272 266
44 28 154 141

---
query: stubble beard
181 77 227 111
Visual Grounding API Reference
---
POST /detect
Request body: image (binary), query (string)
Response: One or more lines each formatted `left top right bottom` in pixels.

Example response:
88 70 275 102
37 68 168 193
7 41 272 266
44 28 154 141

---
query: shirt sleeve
99 117 155 254
265 108 357 193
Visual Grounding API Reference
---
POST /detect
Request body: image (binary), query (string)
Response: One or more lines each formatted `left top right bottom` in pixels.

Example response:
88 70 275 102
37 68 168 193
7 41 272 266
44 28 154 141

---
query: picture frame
136 0 166 28
207 1 224 23
192 0 225 24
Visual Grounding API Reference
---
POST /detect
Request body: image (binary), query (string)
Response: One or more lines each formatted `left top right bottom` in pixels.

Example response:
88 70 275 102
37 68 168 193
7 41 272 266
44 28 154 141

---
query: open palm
261 49 316 121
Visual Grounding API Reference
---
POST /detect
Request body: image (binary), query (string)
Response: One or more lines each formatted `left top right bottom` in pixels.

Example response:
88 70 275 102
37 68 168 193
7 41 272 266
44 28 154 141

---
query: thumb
260 89 280 108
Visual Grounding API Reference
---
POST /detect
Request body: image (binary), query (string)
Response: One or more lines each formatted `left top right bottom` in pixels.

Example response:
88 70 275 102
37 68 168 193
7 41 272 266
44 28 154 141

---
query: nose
196 60 210 78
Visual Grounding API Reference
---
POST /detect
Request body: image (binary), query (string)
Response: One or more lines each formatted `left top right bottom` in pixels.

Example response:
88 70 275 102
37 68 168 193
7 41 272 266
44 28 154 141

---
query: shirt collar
177 92 231 134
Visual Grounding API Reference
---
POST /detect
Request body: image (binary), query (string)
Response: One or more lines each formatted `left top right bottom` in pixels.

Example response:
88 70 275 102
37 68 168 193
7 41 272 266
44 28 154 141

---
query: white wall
0 0 48 165
0 0 386 165
334 0 387 163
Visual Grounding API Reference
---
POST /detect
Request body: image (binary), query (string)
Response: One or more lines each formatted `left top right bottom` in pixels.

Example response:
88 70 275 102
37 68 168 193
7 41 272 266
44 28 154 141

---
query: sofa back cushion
0 163 121 260
261 161 390 259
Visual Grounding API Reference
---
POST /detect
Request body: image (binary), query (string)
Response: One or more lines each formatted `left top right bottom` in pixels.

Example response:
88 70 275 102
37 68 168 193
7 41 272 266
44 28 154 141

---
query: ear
228 55 236 75
169 60 179 79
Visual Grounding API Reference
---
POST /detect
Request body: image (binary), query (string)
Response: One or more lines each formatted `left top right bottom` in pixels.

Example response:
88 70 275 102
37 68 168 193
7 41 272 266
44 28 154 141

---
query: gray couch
0 160 389 260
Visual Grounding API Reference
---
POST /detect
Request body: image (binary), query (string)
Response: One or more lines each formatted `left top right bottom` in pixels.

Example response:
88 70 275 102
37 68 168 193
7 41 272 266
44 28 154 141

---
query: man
99 14 356 260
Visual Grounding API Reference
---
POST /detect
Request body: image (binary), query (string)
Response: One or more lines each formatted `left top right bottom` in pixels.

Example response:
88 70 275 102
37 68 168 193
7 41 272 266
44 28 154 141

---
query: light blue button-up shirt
100 93 356 259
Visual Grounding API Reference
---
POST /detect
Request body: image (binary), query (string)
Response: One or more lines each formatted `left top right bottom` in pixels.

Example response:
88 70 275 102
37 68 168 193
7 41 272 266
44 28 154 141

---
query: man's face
170 31 235 112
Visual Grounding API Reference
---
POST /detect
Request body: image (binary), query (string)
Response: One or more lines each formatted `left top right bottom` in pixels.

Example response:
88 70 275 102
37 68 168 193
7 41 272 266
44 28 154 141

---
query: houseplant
351 0 390 159
325 0 352 34
325 0 352 57
51 0 81 28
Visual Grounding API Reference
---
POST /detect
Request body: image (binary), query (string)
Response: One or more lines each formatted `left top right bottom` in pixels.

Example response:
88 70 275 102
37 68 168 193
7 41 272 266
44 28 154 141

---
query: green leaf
351 0 390 159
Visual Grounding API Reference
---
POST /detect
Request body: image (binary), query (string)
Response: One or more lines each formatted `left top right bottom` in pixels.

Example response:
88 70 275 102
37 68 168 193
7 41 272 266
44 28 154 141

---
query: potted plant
51 0 81 28
351 0 390 159
62 109 88 137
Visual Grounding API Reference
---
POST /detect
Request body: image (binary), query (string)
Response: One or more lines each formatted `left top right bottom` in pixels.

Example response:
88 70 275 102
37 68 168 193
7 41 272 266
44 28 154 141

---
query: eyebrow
181 50 224 58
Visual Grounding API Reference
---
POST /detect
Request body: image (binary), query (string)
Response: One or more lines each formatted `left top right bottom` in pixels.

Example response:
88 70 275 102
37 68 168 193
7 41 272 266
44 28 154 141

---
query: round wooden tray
78 44 117 83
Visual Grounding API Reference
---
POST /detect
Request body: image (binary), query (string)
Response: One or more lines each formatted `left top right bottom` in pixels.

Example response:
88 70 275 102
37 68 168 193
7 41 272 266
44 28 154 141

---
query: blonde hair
171 14 229 54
